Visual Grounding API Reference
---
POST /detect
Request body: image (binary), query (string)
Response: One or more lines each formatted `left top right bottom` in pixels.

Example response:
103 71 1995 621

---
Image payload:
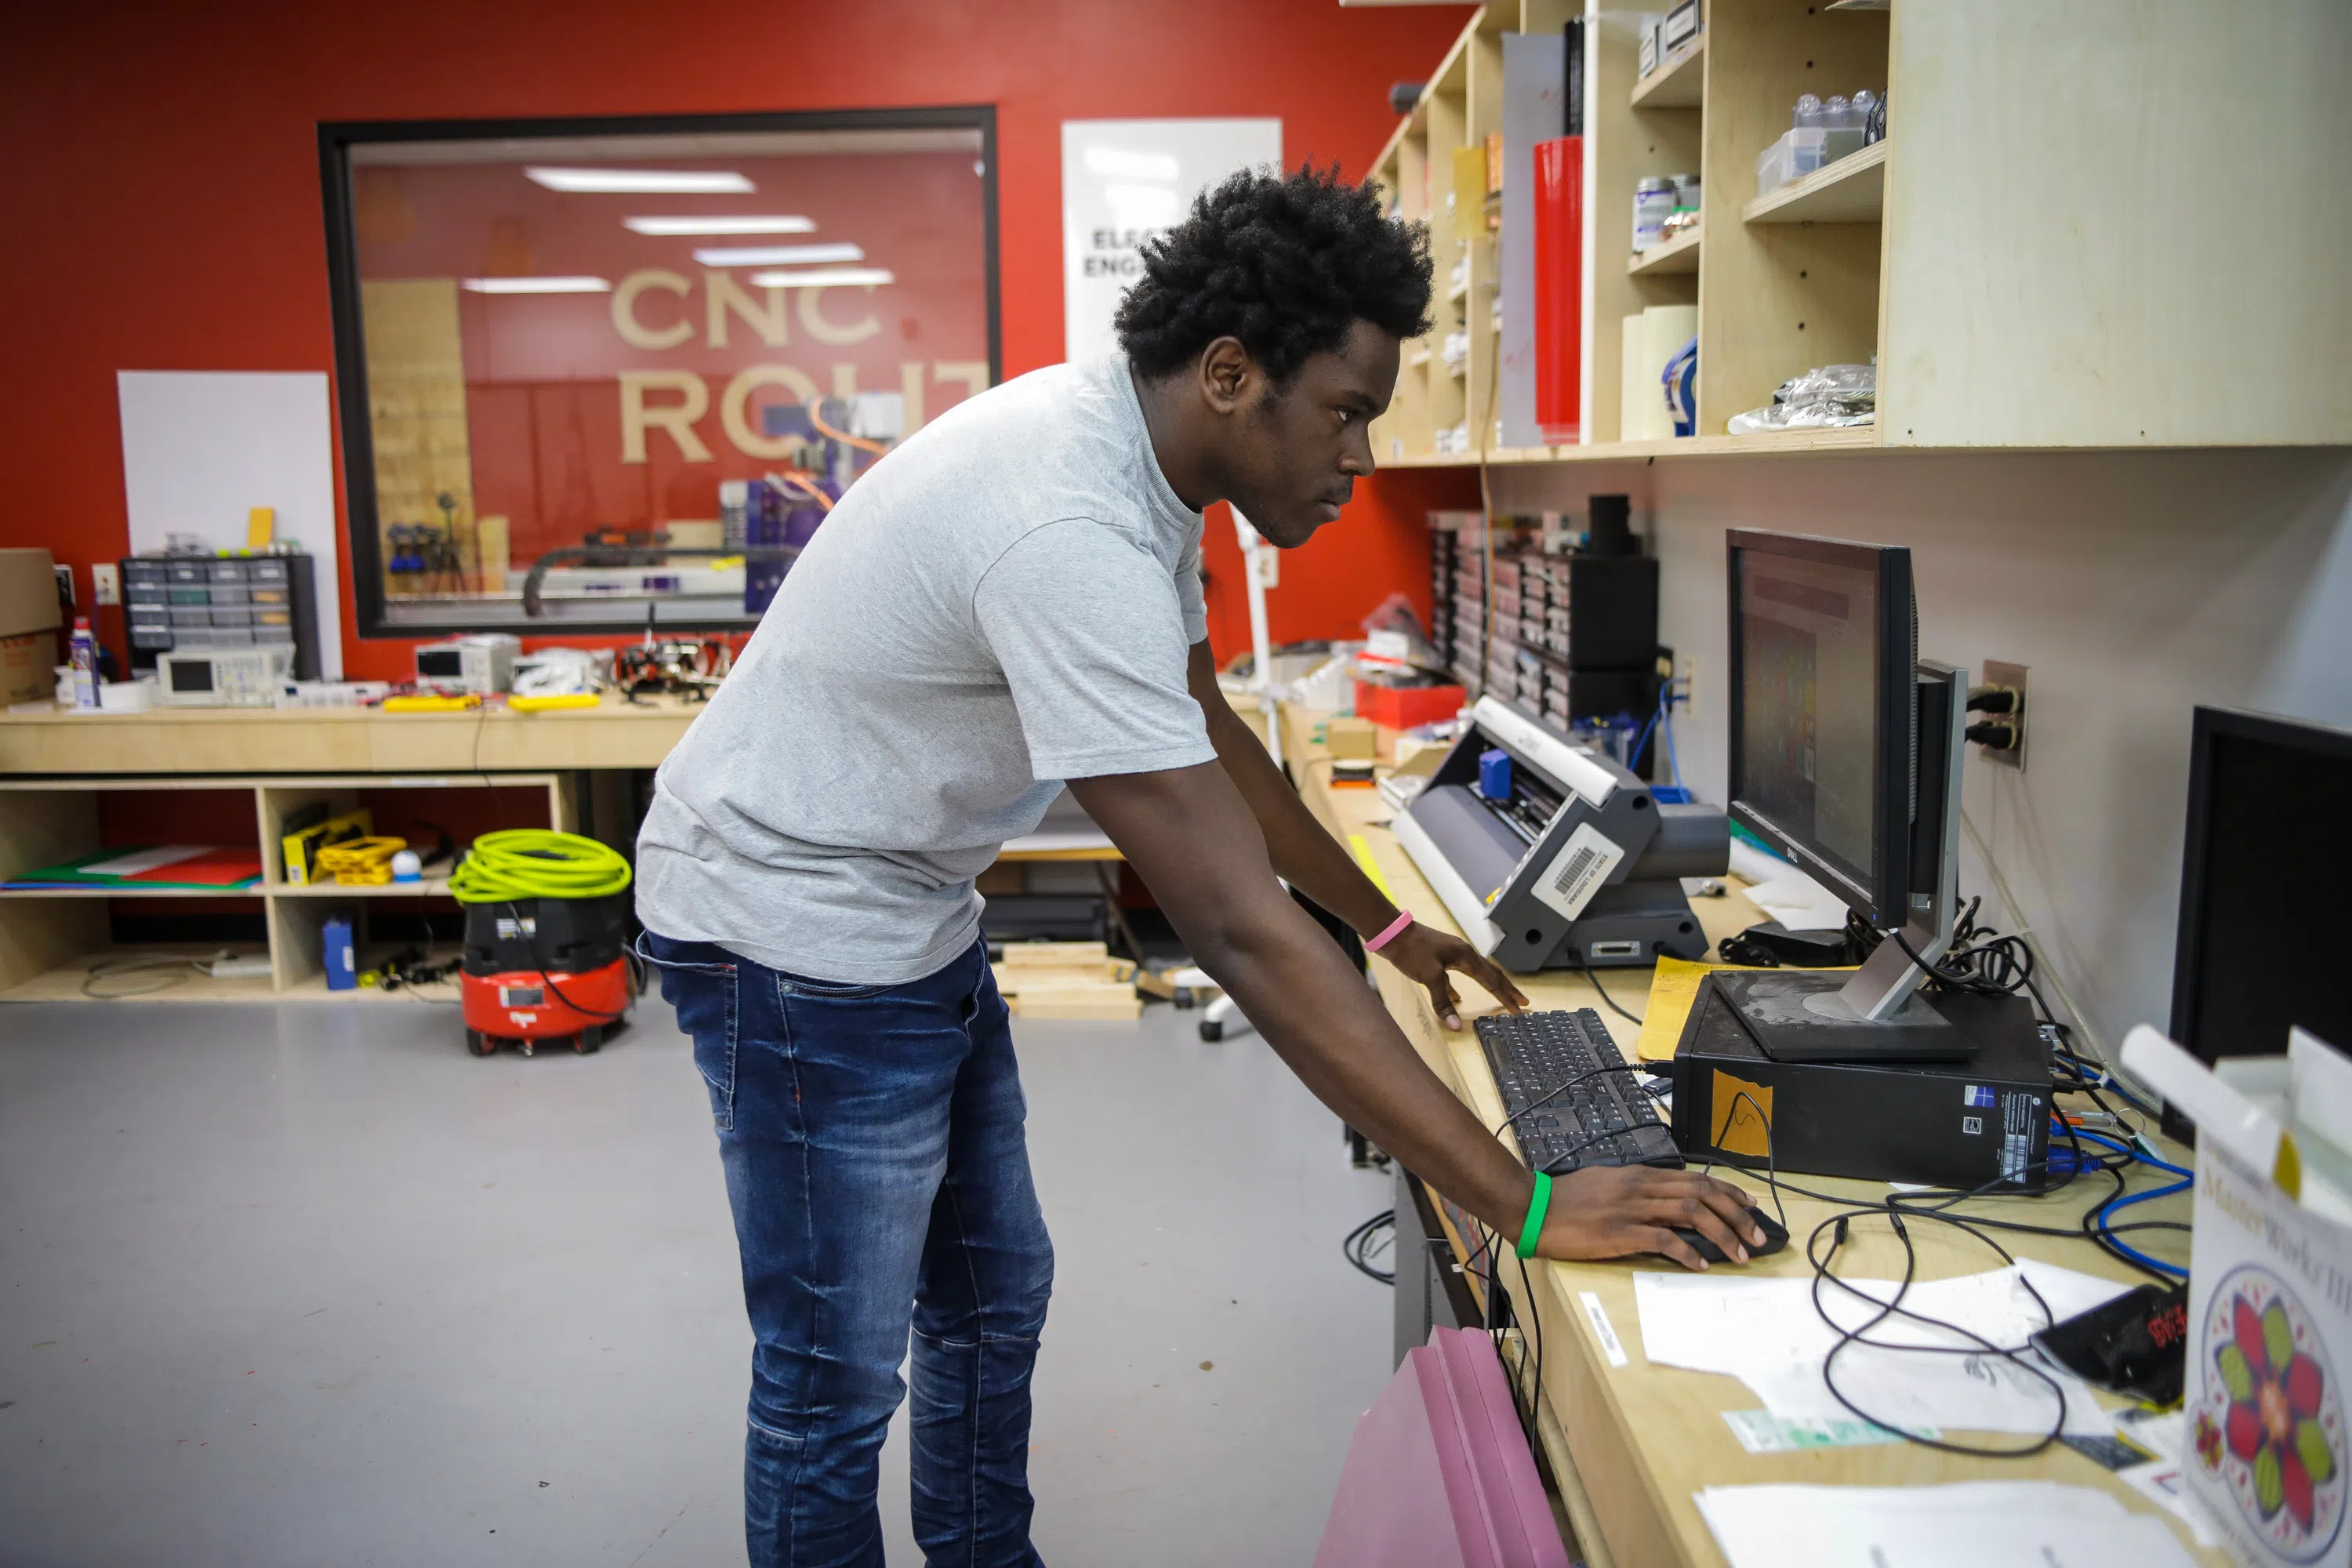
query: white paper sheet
1743 869 1852 931
117 370 343 679
1635 1262 2134 1436
1697 1482 2200 1568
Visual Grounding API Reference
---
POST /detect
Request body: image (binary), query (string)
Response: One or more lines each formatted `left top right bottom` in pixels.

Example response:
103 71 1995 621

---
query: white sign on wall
117 370 344 679
1061 118 1283 365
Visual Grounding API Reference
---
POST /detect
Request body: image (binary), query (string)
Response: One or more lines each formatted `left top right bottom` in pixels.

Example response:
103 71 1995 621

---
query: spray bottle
69 617 100 710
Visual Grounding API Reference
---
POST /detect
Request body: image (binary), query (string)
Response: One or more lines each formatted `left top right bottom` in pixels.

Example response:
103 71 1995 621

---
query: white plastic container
1633 176 1676 252
1755 129 1829 197
98 677 155 713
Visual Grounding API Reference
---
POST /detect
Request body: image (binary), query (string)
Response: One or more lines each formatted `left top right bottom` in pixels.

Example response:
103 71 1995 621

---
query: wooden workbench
1279 702 2212 1567
0 694 702 775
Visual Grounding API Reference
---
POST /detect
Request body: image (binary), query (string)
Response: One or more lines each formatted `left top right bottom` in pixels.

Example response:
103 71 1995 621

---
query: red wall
1 0 1475 681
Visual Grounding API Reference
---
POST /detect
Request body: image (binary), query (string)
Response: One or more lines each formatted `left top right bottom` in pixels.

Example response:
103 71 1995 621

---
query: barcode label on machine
1531 823 1628 921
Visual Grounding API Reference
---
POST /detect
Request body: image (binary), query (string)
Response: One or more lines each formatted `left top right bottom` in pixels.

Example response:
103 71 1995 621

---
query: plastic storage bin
1355 677 1468 731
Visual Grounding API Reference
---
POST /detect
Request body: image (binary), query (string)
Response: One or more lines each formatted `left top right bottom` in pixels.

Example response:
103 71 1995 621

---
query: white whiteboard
116 370 343 679
1061 119 1283 365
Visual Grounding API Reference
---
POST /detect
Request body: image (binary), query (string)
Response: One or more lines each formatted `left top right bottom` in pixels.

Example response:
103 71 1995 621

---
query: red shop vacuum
452 830 637 1057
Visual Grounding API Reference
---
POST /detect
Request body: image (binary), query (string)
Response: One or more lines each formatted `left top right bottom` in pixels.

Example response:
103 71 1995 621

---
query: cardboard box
1325 717 1378 764
2124 1024 2352 1565
0 547 62 637
1 629 58 707
2186 1142 2350 1565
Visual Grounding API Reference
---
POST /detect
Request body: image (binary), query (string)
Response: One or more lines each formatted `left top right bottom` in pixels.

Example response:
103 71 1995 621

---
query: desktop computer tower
1669 975 2053 1192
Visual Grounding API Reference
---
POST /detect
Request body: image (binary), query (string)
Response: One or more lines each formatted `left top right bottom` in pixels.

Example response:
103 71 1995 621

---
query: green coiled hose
449 829 633 903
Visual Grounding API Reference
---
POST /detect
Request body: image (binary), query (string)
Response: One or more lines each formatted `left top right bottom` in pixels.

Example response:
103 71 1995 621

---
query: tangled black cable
1807 1204 2071 1458
1719 1091 2190 1458
1343 1210 1396 1284
1566 946 1646 1025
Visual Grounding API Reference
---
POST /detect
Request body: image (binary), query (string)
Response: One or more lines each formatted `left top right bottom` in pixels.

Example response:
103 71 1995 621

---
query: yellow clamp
316 836 408 886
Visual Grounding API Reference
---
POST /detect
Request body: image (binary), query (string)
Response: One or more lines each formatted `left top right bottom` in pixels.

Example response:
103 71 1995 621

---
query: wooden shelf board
0 944 467 1004
0 884 265 899
2 946 281 1003
1743 140 1888 225
1379 424 1879 469
1629 34 1705 109
266 877 454 898
1626 224 1701 276
1408 348 1432 368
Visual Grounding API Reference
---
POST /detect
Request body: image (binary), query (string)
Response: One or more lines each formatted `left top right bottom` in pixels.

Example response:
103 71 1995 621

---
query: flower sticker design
2196 1266 2348 1562
2197 1408 2225 1470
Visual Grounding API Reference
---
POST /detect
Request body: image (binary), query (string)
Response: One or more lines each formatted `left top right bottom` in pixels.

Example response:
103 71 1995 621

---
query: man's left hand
1375 920 1528 1031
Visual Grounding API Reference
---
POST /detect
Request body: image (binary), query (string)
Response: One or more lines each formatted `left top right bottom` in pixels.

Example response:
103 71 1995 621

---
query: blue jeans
641 932 1053 1568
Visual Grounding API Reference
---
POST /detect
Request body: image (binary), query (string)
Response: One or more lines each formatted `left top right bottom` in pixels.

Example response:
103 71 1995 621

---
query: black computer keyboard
1475 1008 1682 1177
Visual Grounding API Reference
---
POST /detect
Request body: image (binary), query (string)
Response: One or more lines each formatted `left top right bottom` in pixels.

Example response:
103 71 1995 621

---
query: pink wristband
1363 911 1414 953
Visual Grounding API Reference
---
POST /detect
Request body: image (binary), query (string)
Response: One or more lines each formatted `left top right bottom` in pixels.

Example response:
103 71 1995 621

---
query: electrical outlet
1976 659 2028 770
92 563 121 606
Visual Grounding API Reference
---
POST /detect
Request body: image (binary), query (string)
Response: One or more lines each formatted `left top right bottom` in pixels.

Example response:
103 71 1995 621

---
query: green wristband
1515 1171 1552 1260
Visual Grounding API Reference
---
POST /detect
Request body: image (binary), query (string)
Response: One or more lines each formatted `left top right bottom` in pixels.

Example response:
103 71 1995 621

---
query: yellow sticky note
1632 954 1859 1062
1348 834 1398 906
1709 1071 1775 1160
246 506 275 546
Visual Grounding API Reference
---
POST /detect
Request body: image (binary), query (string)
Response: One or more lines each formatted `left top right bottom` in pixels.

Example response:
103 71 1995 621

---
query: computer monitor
1725 530 1916 926
2169 706 2352 1066
1715 530 1975 1061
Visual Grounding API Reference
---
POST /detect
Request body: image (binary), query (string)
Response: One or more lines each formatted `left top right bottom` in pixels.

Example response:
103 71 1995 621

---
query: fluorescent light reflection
525 166 753 194
1083 147 1180 180
461 276 612 293
746 267 895 289
623 214 815 236
694 241 865 267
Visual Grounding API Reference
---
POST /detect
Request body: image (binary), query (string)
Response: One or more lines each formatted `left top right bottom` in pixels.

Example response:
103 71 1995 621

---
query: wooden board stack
991 941 1143 1021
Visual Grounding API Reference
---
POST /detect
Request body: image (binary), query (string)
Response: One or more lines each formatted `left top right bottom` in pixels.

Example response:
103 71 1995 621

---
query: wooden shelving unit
1626 225 1701 277
1361 0 2349 465
1628 34 1704 109
0 773 572 1003
1743 138 1887 223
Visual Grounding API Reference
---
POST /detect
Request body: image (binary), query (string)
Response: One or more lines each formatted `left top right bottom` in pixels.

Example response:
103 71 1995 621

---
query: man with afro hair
637 163 1764 1567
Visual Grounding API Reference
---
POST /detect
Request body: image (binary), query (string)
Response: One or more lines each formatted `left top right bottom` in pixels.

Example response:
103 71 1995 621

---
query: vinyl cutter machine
1392 698 1730 973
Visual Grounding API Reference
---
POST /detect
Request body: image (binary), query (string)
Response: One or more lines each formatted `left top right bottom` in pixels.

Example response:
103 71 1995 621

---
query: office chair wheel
466 1029 499 1057
1199 1019 1224 1043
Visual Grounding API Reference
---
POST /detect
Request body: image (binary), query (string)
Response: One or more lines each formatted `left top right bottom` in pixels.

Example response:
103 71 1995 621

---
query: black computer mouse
1668 1205 1788 1265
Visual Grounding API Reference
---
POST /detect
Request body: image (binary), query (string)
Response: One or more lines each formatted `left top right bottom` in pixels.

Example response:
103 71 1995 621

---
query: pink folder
1314 1327 1572 1568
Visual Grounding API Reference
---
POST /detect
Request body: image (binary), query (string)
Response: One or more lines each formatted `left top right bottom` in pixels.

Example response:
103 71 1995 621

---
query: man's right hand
1537 1166 1766 1272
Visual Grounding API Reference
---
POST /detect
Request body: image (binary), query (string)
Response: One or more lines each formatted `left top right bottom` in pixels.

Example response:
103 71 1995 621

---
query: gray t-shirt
634 354 1215 983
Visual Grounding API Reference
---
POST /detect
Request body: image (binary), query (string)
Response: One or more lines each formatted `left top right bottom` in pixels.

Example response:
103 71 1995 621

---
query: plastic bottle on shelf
1854 89 1884 143
1633 176 1676 252
1793 93 1824 129
1824 93 1853 129
69 617 100 710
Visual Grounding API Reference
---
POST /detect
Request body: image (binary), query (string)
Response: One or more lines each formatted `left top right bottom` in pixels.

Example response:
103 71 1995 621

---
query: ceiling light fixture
524 166 753 194
694 241 865 267
746 267 895 290
622 215 816 236
460 276 612 293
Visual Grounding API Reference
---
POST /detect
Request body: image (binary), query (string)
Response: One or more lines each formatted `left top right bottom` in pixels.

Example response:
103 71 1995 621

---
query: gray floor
0 993 1397 1566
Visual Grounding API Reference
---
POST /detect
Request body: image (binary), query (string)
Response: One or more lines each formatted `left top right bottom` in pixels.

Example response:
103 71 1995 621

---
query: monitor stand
1713 919 1978 1063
